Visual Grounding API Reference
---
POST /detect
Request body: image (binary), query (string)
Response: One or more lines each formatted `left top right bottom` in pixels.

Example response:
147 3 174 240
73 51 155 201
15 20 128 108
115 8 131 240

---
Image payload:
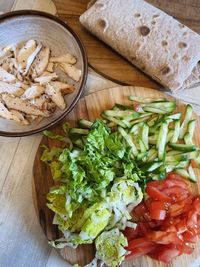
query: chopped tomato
149 201 166 220
146 186 172 202
146 231 180 245
133 103 141 112
125 173 200 264
124 227 139 241
148 244 181 263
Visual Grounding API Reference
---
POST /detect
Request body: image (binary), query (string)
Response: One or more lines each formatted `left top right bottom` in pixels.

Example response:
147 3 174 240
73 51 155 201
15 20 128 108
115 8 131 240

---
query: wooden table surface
1 1 200 267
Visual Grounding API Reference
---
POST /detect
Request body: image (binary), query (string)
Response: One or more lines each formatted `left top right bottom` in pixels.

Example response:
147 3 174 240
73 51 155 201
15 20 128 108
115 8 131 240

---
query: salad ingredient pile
41 96 200 266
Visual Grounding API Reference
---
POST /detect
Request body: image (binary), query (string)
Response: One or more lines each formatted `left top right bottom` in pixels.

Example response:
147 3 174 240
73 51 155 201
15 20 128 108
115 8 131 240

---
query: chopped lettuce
95 228 128 267
42 119 145 267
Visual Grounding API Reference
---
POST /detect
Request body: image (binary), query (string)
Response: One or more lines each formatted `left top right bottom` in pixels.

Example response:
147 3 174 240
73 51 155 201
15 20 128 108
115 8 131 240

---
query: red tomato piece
126 244 158 260
124 227 139 241
176 242 194 255
146 186 172 202
168 202 186 217
126 237 155 251
149 201 166 220
148 244 181 263
146 231 180 245
133 103 141 112
162 187 188 201
193 197 200 213
138 222 151 235
132 202 147 218
181 230 197 243
162 177 188 190
187 210 198 233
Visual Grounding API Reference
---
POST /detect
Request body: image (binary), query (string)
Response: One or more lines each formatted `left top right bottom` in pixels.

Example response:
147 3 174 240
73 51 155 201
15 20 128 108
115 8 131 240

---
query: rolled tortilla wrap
80 0 200 90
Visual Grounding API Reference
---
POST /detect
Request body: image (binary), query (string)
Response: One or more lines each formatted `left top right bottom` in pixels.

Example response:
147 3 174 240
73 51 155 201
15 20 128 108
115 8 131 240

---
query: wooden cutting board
33 86 200 267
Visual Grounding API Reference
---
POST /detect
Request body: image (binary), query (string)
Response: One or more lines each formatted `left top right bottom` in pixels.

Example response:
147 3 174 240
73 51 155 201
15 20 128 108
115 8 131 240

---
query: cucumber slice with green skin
143 161 163 172
102 114 128 128
157 121 168 160
143 106 171 114
167 113 181 120
129 116 150 126
171 120 181 143
141 101 176 109
115 103 132 110
188 165 197 182
69 128 89 135
166 150 182 156
167 130 174 143
147 115 159 127
107 122 117 128
148 135 158 145
129 96 167 103
118 127 138 156
184 120 196 145
179 104 193 139
139 138 146 153
146 148 157 162
169 143 197 152
130 122 144 134
142 123 149 150
104 110 139 118
165 154 188 162
78 119 93 129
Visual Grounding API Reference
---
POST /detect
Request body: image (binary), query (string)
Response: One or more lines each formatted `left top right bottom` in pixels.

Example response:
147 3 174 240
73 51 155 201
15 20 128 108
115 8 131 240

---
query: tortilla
80 0 200 90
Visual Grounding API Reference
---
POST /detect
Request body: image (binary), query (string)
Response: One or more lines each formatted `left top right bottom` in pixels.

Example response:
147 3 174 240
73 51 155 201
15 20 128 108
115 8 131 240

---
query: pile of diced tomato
124 173 200 263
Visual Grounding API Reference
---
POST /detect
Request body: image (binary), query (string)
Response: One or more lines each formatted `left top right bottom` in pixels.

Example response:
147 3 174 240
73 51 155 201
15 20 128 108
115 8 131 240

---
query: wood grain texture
33 86 200 267
54 0 200 88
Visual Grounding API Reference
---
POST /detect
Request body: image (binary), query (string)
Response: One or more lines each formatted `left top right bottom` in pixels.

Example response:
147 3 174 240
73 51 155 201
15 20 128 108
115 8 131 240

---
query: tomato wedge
124 227 139 241
146 231 180 245
146 186 172 202
149 201 166 220
148 244 181 263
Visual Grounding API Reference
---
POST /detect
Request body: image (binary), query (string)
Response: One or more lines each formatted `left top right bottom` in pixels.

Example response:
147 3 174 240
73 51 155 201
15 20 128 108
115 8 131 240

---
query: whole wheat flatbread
80 0 200 90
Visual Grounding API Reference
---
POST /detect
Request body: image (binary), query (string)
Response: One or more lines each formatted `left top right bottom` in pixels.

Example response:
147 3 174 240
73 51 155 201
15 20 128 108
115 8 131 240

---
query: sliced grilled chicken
50 53 77 64
0 81 24 96
24 43 43 75
50 81 75 94
46 63 54 72
2 94 50 117
31 47 50 78
0 101 27 124
0 66 16 83
21 85 45 99
58 63 82 82
17 40 36 69
45 83 66 110
34 72 58 84
9 109 29 125
30 95 56 111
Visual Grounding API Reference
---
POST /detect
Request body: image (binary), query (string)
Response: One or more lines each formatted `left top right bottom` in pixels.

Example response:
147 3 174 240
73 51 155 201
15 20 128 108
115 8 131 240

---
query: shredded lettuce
42 119 145 267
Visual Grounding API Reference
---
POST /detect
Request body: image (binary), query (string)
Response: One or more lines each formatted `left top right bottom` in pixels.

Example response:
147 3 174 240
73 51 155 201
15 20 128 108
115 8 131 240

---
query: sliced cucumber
139 138 146 153
115 103 132 110
171 119 180 143
168 113 181 120
184 120 196 145
104 110 139 118
179 104 193 139
78 119 93 129
169 143 197 152
157 121 168 160
69 128 89 135
175 168 190 179
130 122 144 134
142 123 149 150
144 161 163 172
129 96 167 103
146 148 157 162
118 127 138 156
102 114 128 128
188 165 197 182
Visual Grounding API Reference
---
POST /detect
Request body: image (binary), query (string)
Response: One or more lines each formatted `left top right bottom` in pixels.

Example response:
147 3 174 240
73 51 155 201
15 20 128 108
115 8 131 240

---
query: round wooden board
33 86 200 267
55 0 200 88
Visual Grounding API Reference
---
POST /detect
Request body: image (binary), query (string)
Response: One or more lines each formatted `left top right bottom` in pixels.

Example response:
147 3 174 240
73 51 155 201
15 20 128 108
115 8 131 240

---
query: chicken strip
0 101 27 124
2 93 50 117
31 47 50 78
45 83 66 110
0 66 16 83
21 85 45 99
9 109 29 125
58 63 82 82
17 40 36 69
50 53 77 64
0 81 24 96
34 72 58 84
46 63 54 72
